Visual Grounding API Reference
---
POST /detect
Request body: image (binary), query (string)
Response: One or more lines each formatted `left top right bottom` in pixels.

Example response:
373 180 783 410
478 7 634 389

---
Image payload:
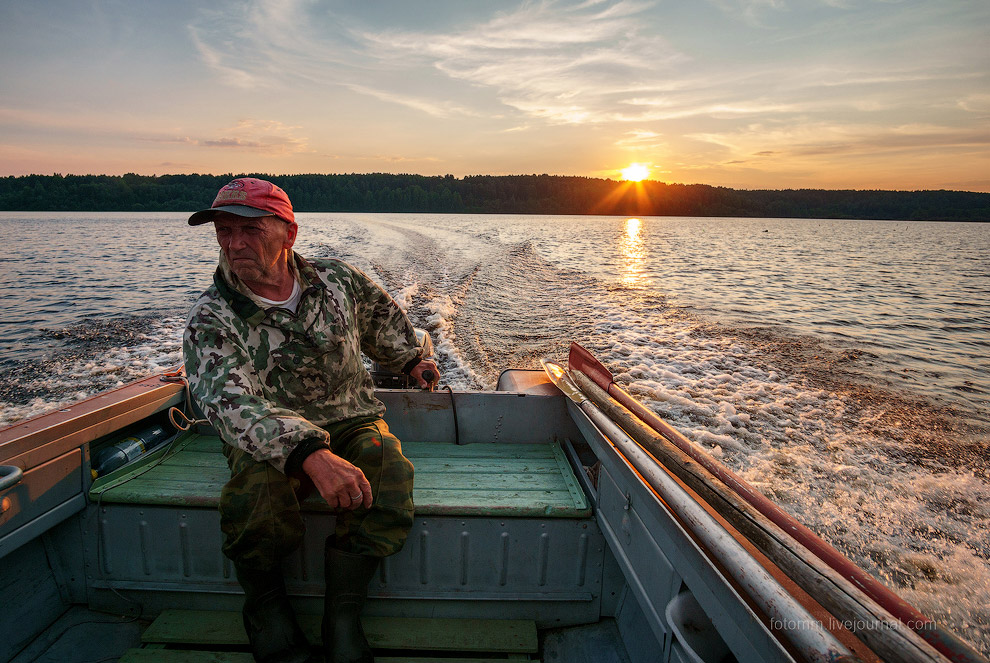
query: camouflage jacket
183 251 421 474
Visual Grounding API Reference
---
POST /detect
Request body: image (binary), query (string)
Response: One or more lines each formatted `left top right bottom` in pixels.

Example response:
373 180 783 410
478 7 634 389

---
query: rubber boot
322 547 380 663
235 565 318 663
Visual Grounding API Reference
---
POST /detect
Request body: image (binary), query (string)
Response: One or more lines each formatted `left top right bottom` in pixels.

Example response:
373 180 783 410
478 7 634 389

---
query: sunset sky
1 0 988 191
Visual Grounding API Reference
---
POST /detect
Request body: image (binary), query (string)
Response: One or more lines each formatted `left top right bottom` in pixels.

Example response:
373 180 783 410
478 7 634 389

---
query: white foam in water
0 316 186 427
383 277 482 389
423 292 483 389
589 296 990 653
392 282 419 313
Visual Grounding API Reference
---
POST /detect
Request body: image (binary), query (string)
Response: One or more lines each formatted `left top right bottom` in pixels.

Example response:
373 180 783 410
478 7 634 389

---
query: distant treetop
0 173 987 221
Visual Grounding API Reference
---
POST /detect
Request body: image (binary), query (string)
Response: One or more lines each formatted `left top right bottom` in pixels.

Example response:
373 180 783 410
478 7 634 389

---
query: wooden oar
570 369 948 663
567 341 987 663
541 361 860 663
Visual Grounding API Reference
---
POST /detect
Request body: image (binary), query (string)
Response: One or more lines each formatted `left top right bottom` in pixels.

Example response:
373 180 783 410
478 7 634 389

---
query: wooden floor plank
410 458 563 473
93 436 590 517
377 658 538 663
119 650 254 663
161 454 231 469
121 653 532 663
180 437 225 453
141 610 248 645
409 473 575 490
364 616 538 653
403 442 556 459
142 611 538 654
126 464 566 488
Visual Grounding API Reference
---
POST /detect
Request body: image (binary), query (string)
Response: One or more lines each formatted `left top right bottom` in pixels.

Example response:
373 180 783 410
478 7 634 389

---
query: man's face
213 213 296 285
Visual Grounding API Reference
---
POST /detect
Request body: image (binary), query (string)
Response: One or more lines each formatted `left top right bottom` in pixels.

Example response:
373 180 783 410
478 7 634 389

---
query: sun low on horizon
621 164 651 182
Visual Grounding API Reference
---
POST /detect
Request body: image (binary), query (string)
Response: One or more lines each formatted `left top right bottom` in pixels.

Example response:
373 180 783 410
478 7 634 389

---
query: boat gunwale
0 373 185 468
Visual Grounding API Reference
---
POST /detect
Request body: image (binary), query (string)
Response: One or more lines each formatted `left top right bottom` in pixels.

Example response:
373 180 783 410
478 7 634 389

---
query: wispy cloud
135 119 310 155
181 0 986 138
201 119 310 154
703 0 787 28
342 84 481 120
356 0 689 124
689 122 990 162
616 129 666 150
958 94 990 113
186 0 359 90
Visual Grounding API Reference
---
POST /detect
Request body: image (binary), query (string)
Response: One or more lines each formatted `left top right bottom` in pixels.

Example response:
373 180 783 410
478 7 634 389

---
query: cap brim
187 205 274 226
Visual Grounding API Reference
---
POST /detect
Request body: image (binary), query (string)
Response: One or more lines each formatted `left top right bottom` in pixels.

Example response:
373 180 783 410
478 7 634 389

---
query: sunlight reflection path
619 217 647 286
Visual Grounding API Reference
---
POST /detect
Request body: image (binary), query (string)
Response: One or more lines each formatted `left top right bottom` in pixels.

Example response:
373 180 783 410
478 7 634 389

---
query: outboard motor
371 328 435 388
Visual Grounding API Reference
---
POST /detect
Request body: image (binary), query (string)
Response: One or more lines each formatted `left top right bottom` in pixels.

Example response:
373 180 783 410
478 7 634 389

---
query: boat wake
0 314 185 426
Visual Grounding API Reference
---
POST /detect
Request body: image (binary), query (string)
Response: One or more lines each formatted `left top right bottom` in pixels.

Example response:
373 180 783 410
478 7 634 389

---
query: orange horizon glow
621 163 651 182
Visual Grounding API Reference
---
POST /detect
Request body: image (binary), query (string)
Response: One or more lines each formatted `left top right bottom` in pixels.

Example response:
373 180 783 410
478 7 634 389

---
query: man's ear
284 221 298 249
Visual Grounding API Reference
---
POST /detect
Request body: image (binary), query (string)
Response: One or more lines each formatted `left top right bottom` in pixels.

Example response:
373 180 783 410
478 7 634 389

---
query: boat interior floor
9 605 146 663
10 605 630 663
33 429 621 662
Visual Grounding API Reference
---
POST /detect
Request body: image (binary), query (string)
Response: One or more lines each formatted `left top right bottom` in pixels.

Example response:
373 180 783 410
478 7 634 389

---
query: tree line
1 172 987 221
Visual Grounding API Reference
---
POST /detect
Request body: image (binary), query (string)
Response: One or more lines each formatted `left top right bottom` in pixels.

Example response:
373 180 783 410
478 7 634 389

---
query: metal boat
1 343 985 663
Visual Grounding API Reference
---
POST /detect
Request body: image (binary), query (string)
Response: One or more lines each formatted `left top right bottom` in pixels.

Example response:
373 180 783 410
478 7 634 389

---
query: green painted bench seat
91 432 590 518
140 609 538 652
119 609 540 662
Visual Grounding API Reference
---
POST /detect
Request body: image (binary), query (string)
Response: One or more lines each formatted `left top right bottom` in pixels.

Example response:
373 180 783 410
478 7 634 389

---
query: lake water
1 212 988 652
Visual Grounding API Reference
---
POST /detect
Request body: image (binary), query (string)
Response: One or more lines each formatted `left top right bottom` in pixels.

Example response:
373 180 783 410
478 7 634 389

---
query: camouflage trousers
219 416 414 570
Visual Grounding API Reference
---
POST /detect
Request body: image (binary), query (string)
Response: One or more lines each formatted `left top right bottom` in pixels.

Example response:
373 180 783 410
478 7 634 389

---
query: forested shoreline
2 173 988 221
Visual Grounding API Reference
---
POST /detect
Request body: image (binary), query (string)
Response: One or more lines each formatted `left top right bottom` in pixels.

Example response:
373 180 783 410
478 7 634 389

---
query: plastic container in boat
91 425 171 478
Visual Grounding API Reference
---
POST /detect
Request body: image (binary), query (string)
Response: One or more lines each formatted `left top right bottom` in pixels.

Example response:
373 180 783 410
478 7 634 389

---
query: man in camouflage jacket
184 178 437 663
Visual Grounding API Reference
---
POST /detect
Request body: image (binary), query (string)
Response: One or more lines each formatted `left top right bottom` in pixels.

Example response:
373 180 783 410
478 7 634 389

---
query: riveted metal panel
370 517 602 601
84 505 228 586
83 504 605 620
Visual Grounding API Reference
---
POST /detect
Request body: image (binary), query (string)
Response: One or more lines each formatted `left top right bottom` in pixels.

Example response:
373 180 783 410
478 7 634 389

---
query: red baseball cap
188 177 295 225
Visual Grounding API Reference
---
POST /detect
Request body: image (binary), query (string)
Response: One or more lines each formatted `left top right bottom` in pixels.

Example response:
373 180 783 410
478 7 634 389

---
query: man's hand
409 359 440 389
301 448 372 510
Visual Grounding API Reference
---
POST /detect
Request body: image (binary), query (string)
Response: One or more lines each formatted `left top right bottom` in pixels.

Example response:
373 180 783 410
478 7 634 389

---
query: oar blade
540 359 585 404
568 342 613 390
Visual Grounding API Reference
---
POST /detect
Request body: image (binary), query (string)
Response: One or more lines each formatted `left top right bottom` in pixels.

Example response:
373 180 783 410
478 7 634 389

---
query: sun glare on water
621 163 650 182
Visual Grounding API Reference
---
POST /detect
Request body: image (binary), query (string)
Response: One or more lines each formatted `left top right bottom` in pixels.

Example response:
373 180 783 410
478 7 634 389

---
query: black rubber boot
235 565 318 663
322 547 380 663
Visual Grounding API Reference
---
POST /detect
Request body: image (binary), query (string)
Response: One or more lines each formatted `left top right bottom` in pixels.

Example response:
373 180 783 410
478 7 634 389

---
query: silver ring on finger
350 493 362 501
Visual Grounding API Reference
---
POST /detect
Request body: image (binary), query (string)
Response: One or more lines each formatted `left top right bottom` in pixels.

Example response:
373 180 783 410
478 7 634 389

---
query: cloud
187 26 260 90
371 154 441 164
616 129 666 150
181 0 988 137
703 0 787 28
689 122 990 162
205 119 310 154
186 0 358 90
356 0 689 124
177 0 989 187
135 118 310 155
342 84 481 119
958 94 990 113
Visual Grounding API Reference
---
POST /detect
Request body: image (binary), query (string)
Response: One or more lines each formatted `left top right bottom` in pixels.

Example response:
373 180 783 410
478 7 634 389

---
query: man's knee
220 446 306 568
368 424 415 513
330 420 415 557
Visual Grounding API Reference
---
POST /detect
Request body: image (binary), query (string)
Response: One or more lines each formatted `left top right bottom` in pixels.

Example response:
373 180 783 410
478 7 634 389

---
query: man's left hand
409 359 440 389
301 448 373 510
